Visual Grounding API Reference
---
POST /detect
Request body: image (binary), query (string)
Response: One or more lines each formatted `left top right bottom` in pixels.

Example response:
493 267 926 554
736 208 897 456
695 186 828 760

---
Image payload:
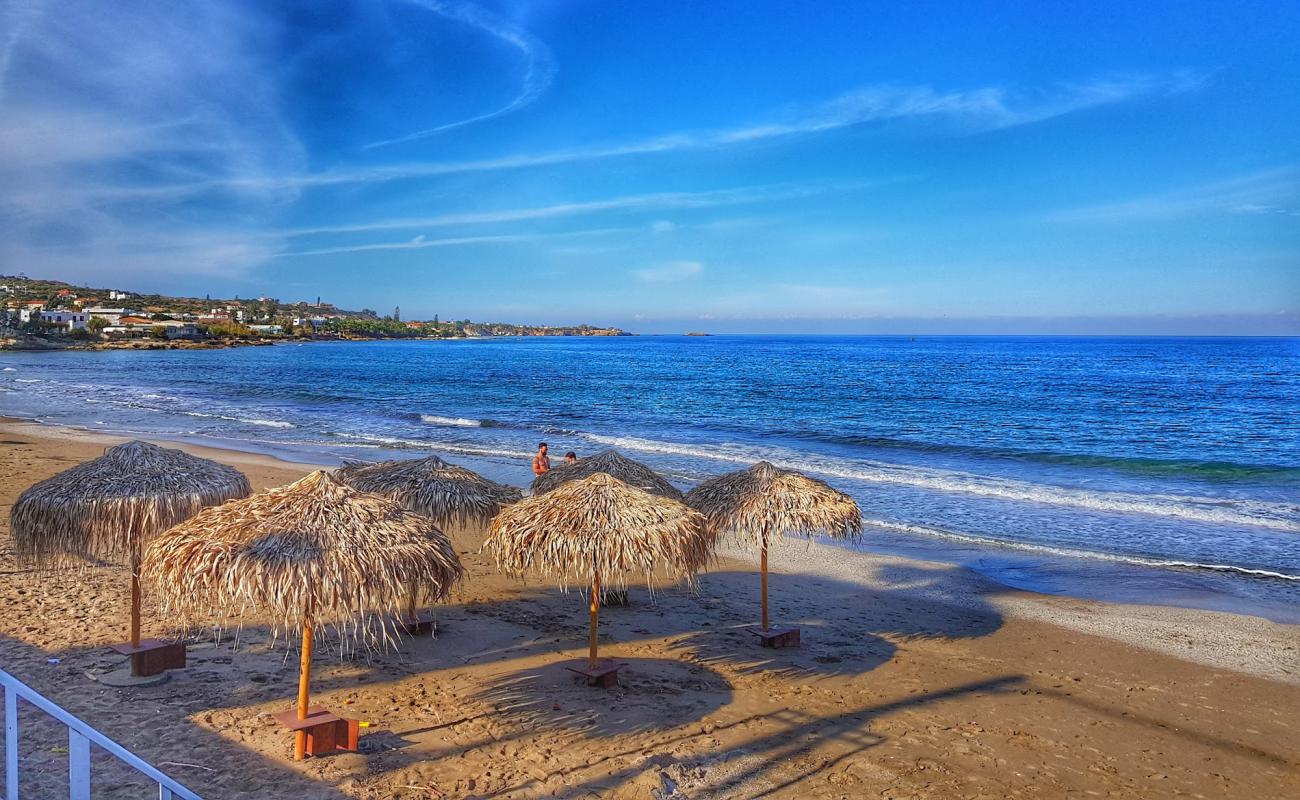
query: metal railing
1 667 201 800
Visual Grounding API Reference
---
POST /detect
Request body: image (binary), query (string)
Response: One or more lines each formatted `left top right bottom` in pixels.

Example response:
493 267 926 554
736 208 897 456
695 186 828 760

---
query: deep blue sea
3 336 1298 621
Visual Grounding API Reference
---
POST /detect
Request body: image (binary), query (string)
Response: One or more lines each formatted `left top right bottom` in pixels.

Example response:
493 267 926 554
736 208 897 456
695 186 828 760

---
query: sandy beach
1 419 1297 799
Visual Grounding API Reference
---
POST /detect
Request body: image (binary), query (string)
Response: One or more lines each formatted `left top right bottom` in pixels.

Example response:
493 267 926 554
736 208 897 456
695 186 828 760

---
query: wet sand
1 420 1297 798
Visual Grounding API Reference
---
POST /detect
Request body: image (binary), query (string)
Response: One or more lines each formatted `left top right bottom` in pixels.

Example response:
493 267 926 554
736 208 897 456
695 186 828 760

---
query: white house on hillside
83 307 134 324
40 310 89 330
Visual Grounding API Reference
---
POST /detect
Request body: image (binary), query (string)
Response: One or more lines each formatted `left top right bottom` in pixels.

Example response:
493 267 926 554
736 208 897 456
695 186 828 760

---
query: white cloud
364 0 555 149
1046 166 1300 222
91 71 1207 200
633 261 703 282
0 1 303 279
274 183 834 238
276 226 634 257
719 71 1207 143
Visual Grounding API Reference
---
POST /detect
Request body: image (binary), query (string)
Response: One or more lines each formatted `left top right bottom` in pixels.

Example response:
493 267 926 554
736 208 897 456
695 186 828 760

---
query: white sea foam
334 431 530 460
177 410 294 428
419 414 482 427
860 518 1300 582
242 418 295 428
2 367 15 371
581 433 1300 532
14 378 40 383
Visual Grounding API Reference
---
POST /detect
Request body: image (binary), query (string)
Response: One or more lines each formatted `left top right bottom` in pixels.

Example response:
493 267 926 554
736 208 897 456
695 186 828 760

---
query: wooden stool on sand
752 626 801 648
273 708 359 757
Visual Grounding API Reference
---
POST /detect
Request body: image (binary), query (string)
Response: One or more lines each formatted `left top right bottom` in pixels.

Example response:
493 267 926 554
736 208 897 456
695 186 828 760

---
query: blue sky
0 0 1297 333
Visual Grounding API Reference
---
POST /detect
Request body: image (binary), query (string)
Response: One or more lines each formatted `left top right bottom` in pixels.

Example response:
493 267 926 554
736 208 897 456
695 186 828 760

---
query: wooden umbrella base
399 614 438 636
109 640 186 677
273 707 359 757
565 659 627 688
751 627 801 649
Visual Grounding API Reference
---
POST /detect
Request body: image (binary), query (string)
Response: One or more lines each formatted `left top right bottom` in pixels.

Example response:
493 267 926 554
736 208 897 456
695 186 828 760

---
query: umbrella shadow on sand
641 563 1004 679
471 657 734 738
0 634 353 799
667 624 898 679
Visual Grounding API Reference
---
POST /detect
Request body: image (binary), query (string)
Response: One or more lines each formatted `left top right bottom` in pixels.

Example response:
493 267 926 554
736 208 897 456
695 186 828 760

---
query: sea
2 336 1297 622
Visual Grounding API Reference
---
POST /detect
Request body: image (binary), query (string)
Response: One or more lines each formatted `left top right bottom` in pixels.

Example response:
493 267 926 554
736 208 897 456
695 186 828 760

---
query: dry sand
1 420 1297 799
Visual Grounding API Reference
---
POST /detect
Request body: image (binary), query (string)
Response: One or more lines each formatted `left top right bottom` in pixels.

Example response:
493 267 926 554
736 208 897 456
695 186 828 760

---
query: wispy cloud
0 1 303 278
633 261 703 282
0 0 44 103
1046 166 1300 222
275 226 634 257
364 0 555 149
719 71 1207 143
91 70 1206 200
274 182 848 238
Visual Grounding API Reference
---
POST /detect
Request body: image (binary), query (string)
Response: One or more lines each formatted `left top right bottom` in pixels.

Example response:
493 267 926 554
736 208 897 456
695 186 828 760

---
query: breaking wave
860 518 1300 582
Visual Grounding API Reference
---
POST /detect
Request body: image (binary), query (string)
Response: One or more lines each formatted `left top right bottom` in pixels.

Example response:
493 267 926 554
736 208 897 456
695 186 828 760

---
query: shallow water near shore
2 335 1297 621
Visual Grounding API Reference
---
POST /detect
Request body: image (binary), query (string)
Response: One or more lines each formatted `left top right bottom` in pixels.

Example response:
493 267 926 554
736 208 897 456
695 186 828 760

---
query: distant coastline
1 332 637 353
1 273 633 348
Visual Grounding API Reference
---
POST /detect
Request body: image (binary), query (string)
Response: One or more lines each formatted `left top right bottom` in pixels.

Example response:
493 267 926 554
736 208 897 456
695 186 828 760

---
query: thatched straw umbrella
9 440 251 661
485 473 713 673
336 454 521 626
141 470 463 759
685 461 861 632
530 449 683 500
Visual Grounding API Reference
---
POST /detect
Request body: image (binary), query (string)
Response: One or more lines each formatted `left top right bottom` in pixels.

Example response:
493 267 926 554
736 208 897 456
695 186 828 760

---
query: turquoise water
3 336 1297 620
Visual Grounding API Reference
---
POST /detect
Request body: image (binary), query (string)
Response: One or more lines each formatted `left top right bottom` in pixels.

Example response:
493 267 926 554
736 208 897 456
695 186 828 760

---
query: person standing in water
532 442 551 476
564 451 577 465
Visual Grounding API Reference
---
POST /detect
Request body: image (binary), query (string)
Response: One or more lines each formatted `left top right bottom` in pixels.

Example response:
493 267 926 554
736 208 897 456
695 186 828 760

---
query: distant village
0 275 629 348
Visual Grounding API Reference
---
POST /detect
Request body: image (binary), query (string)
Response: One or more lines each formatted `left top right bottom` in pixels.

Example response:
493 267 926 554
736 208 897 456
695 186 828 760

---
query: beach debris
158 761 215 772
685 461 860 638
142 470 463 759
485 473 714 684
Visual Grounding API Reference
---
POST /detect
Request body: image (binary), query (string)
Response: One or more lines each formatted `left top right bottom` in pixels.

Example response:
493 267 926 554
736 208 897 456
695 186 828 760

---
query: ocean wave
419 414 485 427
13 379 40 383
177 410 294 428
332 431 531 460
861 518 1300 582
580 433 1300 532
810 432 1300 481
2 367 15 372
333 431 429 447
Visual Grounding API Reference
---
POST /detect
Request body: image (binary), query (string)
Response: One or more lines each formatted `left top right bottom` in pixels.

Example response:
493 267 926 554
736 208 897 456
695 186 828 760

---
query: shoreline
4 407 1296 625
1 419 1298 797
5 415 1296 685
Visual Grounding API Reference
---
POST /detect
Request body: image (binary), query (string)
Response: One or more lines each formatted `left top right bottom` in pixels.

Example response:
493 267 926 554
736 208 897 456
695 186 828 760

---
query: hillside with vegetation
0 274 630 345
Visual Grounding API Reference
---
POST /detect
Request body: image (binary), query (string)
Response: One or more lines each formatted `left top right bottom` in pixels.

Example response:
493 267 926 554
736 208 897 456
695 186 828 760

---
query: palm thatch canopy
9 440 252 567
336 454 522 529
486 473 712 591
530 449 683 500
141 470 464 638
684 461 862 547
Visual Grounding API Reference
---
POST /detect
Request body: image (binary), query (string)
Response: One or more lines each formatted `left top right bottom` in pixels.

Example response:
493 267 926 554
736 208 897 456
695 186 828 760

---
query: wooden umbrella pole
760 533 769 632
294 600 315 761
406 584 418 625
129 545 142 649
588 571 601 670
